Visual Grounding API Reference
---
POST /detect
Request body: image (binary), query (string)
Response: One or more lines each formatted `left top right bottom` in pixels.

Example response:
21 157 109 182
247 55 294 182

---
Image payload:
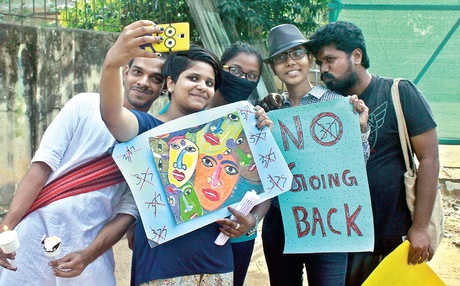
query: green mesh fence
329 0 460 144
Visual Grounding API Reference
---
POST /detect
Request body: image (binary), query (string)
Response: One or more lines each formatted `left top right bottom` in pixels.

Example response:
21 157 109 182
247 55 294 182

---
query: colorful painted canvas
149 111 265 224
112 101 293 247
269 97 374 253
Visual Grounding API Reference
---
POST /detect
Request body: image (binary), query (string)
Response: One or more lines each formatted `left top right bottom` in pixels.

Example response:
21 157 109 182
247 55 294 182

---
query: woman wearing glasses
159 41 272 286
212 42 271 286
259 24 370 286
210 42 261 106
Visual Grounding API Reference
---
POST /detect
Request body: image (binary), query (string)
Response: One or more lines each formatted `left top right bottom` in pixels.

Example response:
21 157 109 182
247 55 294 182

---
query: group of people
258 21 438 286
0 18 439 286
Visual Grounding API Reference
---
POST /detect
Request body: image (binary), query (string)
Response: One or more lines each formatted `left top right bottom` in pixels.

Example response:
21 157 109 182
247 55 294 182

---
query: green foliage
60 0 125 32
218 0 329 40
59 0 198 38
58 0 328 41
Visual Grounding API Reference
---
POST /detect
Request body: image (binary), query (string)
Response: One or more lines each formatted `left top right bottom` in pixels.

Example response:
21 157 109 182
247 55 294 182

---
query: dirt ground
114 145 460 285
114 209 460 286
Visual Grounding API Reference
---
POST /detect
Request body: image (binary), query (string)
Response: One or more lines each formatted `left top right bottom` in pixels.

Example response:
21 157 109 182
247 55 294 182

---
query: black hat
263 24 308 63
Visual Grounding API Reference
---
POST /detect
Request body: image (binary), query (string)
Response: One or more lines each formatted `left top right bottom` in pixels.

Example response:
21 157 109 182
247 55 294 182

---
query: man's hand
49 250 92 278
0 249 17 271
259 93 283 112
349 94 369 133
407 225 433 264
104 20 164 69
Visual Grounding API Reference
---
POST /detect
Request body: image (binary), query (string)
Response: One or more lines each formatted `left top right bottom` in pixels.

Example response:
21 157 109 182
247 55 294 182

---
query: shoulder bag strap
391 78 416 176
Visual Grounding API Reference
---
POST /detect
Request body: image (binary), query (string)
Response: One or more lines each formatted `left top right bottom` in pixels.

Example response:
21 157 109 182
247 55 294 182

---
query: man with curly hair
307 21 439 285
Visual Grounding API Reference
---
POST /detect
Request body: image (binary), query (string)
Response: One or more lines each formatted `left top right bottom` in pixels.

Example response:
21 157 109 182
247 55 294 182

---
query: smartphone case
140 22 190 53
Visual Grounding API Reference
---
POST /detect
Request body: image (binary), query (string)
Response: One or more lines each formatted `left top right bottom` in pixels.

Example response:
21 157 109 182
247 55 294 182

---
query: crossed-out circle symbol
310 112 343 146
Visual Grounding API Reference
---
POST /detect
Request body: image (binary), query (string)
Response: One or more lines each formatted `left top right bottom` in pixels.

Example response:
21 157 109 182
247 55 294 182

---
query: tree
59 0 328 93
59 0 199 38
59 0 328 43
218 0 328 42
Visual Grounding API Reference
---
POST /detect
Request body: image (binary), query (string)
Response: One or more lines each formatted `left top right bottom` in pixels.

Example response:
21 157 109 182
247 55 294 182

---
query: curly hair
308 21 370 69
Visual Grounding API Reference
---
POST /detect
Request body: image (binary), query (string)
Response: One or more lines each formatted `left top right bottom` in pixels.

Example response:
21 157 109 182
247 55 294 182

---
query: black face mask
219 71 259 103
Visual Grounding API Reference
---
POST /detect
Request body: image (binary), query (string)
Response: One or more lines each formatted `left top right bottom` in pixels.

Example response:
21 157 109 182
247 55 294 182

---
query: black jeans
231 239 255 286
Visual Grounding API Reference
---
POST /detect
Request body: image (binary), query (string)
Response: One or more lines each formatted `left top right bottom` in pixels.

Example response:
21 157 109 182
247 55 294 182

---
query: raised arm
349 94 370 163
100 20 162 142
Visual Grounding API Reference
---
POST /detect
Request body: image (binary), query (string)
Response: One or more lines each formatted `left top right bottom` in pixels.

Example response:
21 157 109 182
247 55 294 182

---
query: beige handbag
391 78 444 254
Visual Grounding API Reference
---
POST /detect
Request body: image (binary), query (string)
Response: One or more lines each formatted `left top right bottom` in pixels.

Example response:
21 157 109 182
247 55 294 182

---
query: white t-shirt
0 93 137 286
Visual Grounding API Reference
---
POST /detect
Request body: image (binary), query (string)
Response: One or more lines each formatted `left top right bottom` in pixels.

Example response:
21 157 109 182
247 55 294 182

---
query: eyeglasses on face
223 65 260 82
272 49 308 64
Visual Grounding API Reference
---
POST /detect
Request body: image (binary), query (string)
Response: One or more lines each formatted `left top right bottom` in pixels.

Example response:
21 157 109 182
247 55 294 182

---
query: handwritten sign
112 101 293 247
269 97 374 253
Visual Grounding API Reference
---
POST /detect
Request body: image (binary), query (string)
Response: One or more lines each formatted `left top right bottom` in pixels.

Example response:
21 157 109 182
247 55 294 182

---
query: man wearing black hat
307 21 439 285
260 23 371 286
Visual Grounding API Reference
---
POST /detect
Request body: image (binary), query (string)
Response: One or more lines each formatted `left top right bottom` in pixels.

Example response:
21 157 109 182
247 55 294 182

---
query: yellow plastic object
141 22 190 53
363 240 445 286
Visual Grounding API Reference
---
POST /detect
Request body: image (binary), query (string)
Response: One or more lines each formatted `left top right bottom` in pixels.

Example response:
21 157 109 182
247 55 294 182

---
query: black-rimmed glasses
272 49 308 64
223 65 260 82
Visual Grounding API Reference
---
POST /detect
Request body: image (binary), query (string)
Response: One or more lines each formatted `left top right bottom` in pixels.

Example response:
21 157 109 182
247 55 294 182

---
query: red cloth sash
25 152 125 217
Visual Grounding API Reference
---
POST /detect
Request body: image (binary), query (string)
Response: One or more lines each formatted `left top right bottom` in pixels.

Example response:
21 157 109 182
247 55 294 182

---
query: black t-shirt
360 75 437 255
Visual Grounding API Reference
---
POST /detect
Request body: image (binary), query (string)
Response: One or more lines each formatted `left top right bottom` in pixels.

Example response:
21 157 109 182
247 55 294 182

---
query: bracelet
250 211 260 229
361 124 370 142
246 212 260 236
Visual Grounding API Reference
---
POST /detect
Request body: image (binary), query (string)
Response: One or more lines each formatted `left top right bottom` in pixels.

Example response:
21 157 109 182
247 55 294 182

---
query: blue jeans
231 239 255 286
262 205 347 286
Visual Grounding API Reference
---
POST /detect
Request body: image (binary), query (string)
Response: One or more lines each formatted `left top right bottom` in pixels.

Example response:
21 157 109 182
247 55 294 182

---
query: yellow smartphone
140 22 190 53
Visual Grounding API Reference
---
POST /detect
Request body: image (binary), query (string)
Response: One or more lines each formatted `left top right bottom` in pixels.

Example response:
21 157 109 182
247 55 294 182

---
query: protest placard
269 97 374 253
112 101 292 247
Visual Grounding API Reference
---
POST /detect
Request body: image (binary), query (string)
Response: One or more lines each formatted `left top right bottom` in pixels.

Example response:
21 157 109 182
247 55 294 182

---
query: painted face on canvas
167 137 199 187
230 132 260 183
194 152 240 211
165 184 182 222
195 112 243 156
179 182 203 222
149 137 170 173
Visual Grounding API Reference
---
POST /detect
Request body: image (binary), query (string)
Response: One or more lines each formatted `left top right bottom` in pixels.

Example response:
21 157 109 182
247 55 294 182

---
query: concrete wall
0 23 168 207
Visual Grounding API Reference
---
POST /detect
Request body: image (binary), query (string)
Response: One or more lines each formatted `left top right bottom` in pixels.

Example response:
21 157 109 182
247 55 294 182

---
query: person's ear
166 77 175 94
123 64 130 80
352 48 363 65
160 81 168 96
308 53 314 67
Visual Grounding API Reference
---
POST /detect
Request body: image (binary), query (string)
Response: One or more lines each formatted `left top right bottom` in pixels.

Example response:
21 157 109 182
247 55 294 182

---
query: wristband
246 211 260 236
